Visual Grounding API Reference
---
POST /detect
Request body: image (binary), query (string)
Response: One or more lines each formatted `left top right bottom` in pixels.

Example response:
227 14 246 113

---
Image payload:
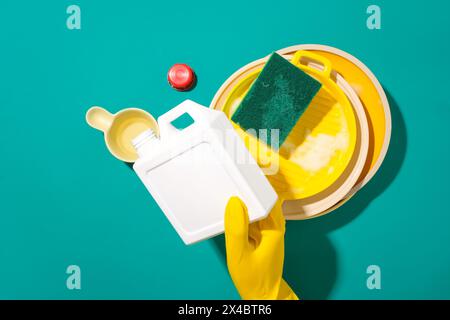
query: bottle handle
158 100 206 137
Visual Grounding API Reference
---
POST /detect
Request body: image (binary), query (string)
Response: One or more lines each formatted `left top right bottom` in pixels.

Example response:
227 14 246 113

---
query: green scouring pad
231 52 322 147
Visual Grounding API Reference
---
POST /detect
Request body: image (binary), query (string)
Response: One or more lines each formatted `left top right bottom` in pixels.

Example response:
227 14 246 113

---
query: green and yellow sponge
231 53 322 148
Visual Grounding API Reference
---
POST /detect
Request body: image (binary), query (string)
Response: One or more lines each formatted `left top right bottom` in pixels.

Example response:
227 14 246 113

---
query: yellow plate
283 60 369 218
221 51 357 200
277 45 391 219
278 45 391 196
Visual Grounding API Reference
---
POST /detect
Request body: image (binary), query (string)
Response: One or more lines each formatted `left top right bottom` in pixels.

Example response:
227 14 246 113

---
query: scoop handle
86 106 114 133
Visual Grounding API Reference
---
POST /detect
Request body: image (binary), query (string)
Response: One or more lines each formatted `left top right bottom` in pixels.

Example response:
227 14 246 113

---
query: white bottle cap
132 129 159 157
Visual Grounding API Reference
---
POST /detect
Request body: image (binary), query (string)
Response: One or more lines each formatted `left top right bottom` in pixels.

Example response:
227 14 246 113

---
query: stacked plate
210 45 391 220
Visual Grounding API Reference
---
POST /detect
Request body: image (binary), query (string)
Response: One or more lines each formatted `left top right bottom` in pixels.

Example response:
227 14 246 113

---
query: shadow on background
211 88 407 299
125 162 133 170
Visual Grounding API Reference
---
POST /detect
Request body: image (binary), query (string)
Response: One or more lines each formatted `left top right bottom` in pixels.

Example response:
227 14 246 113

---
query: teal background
0 0 449 299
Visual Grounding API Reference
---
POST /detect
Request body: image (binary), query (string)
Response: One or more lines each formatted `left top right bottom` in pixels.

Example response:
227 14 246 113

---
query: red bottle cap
167 64 195 91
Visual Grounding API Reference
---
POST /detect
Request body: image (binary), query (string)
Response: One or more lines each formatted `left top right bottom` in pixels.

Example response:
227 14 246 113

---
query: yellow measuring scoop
222 51 357 200
86 106 159 162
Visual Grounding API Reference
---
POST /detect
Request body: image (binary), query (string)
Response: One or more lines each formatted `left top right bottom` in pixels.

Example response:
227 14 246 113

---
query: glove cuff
277 279 299 300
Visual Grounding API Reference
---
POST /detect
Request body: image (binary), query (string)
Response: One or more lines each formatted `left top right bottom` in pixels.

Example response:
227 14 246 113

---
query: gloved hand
224 196 298 300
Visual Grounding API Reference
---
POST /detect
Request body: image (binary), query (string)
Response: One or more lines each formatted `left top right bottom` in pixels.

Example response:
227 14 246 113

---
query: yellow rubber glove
224 196 298 300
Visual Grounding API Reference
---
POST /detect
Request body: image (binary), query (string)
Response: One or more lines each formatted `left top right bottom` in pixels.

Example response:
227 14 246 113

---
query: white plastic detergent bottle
132 100 278 245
